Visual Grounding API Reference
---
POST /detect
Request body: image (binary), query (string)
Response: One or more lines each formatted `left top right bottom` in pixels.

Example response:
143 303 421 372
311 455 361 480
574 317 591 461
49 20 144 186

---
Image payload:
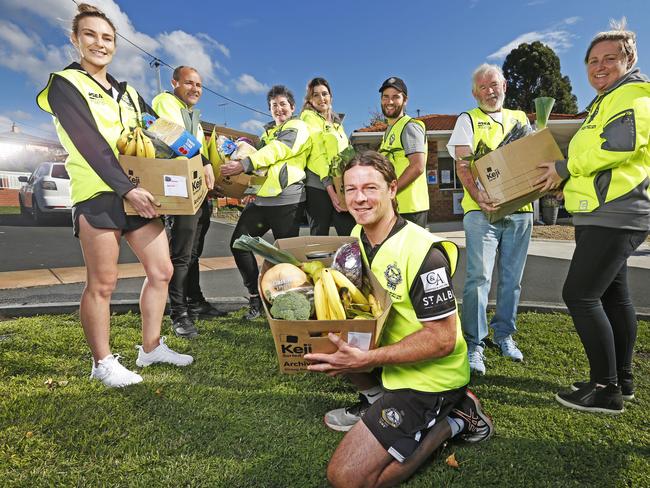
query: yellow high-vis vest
461 108 532 214
300 109 348 181
37 69 141 204
379 116 430 213
151 91 208 159
351 222 469 392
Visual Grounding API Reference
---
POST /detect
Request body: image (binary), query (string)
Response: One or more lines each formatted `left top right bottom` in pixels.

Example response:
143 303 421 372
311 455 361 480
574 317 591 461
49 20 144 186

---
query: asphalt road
1 213 649 310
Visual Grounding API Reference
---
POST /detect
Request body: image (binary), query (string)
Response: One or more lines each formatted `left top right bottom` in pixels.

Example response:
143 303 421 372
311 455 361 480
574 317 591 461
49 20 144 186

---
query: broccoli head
270 291 312 320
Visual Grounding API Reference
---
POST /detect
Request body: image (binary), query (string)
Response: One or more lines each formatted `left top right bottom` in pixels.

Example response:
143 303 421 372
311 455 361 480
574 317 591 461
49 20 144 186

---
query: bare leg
125 220 173 353
77 216 121 364
327 419 452 488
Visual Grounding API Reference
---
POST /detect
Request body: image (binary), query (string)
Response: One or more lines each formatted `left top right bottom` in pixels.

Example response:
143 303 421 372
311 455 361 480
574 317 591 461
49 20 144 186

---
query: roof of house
0 130 63 149
356 111 587 133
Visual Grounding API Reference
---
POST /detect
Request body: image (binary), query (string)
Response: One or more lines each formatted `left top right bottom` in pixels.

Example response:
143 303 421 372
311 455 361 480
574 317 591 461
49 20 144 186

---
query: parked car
18 162 71 224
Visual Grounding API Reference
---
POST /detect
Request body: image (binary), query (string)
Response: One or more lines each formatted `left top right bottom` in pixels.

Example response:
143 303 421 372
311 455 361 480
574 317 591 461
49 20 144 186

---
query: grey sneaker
172 313 198 339
496 336 523 362
450 389 494 442
468 345 486 375
324 394 371 432
245 295 263 320
135 337 193 367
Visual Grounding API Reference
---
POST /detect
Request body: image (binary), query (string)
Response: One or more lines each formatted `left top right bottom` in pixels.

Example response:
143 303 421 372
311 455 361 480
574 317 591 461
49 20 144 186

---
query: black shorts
72 192 152 238
362 386 466 463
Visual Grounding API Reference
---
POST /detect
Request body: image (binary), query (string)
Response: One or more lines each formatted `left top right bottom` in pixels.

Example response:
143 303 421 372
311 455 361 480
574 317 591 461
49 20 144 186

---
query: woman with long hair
301 77 355 236
37 4 192 387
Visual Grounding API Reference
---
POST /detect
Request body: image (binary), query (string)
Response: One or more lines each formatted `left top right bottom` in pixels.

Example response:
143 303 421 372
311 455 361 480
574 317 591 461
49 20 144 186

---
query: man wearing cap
152 66 226 339
377 77 430 228
446 63 532 375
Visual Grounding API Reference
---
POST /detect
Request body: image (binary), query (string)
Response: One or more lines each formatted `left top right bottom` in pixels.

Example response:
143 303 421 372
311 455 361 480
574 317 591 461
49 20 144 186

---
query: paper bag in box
332 176 348 211
119 154 207 216
207 133 266 199
471 128 564 223
258 236 392 374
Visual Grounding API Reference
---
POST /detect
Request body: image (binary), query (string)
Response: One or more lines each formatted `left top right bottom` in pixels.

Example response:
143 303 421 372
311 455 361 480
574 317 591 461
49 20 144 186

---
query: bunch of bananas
117 126 156 158
313 267 382 321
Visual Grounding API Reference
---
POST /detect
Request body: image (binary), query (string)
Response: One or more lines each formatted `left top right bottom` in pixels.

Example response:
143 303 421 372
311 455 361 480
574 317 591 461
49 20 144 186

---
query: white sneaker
90 354 143 388
135 337 193 367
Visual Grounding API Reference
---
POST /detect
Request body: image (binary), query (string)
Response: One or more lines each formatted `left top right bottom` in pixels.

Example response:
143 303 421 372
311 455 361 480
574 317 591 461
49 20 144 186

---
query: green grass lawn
0 205 20 215
1 311 648 487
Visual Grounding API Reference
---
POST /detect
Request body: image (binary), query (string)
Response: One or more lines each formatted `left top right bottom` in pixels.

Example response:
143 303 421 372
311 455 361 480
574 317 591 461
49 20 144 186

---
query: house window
438 156 462 190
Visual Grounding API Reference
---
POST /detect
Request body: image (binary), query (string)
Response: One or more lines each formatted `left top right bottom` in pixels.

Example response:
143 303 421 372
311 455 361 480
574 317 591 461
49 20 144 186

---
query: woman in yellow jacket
37 4 192 387
300 78 355 235
538 20 650 413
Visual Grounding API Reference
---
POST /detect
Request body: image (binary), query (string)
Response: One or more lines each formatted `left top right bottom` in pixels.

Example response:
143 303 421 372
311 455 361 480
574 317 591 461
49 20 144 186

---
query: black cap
379 77 407 96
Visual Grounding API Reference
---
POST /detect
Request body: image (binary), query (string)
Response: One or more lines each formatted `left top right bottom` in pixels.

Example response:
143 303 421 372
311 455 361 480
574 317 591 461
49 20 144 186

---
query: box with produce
233 235 391 373
207 132 266 199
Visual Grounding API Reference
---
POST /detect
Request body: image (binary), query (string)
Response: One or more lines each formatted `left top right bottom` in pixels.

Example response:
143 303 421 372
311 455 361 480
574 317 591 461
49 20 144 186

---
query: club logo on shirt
384 263 402 291
477 120 491 128
381 408 402 428
420 267 449 292
87 91 102 100
389 133 395 145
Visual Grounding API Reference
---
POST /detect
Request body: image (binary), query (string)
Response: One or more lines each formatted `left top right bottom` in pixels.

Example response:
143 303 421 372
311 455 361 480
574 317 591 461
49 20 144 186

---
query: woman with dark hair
37 3 192 387
221 85 311 319
301 77 355 236
537 19 650 413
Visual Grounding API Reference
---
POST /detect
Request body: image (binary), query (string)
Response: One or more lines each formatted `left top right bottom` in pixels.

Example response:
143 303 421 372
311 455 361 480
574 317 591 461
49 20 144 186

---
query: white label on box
163 175 188 198
347 332 372 351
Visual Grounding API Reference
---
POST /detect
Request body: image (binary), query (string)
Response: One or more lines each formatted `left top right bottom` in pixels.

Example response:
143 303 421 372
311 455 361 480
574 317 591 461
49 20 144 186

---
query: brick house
349 113 584 222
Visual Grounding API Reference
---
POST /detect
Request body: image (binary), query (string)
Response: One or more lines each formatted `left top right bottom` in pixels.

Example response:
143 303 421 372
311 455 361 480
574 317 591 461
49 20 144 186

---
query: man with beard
446 64 533 375
153 66 226 338
377 77 429 227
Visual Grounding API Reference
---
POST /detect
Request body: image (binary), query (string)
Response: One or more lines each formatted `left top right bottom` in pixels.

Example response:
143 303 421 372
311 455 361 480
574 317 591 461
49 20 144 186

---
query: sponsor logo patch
420 267 449 292
381 408 402 428
384 263 402 291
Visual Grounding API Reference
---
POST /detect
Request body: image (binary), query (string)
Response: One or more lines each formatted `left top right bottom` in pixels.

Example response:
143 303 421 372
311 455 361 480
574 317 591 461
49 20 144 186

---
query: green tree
502 41 578 114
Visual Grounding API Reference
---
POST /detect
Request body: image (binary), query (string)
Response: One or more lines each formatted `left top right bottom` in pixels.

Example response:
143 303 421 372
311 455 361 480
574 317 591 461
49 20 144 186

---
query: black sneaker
571 380 634 401
449 389 494 443
245 295 263 320
187 300 228 321
324 394 372 432
171 313 199 339
555 383 623 414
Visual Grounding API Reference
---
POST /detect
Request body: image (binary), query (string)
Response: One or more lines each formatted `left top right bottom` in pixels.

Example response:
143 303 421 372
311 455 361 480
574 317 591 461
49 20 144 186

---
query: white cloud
8 110 33 121
1 0 232 100
240 119 265 133
562 16 580 25
487 29 575 60
236 74 269 94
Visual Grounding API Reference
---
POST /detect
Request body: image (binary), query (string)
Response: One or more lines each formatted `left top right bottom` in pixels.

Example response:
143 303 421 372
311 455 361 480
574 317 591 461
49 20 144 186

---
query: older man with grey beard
446 64 533 376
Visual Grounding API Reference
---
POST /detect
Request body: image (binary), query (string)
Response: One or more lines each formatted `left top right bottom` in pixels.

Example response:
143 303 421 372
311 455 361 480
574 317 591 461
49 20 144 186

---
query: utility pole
151 59 163 94
218 103 228 126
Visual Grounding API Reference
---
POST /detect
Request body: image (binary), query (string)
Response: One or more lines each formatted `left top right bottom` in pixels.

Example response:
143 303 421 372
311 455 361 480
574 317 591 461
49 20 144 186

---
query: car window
51 164 70 179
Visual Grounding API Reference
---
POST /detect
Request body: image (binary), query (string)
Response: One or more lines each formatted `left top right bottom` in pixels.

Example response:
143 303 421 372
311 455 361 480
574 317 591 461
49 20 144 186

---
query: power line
68 0 270 118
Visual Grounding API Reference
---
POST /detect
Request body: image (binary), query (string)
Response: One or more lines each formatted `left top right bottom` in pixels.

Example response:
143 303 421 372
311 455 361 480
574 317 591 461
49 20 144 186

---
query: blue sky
1 0 648 142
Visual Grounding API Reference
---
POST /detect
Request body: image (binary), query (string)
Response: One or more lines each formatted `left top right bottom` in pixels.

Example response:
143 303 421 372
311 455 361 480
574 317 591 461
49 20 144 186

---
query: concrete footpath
1 219 649 319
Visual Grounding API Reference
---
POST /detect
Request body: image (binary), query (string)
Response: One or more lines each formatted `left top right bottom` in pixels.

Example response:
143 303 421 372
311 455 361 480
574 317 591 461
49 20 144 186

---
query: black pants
305 187 356 236
562 225 648 384
166 198 211 319
230 202 305 295
401 210 428 228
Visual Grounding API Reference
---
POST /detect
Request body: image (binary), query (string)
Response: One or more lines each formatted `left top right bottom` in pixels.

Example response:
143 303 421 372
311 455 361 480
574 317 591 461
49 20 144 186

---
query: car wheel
32 198 46 225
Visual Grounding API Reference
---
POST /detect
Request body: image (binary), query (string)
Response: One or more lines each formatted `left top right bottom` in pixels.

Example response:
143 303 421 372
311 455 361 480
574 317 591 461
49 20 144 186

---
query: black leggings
230 202 305 295
562 225 648 384
166 198 211 319
305 187 356 236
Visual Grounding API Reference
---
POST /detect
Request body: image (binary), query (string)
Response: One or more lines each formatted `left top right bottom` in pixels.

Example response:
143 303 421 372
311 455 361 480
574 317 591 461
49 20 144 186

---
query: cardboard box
332 176 348 211
119 154 207 216
259 236 392 374
471 128 564 222
214 173 266 200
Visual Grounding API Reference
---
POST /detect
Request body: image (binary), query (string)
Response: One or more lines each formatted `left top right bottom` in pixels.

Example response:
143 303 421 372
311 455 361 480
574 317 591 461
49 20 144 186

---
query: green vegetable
329 145 357 177
270 291 312 321
232 235 301 266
